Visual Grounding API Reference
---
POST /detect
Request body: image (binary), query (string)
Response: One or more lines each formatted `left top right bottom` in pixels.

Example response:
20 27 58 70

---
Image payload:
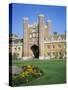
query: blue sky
11 3 66 38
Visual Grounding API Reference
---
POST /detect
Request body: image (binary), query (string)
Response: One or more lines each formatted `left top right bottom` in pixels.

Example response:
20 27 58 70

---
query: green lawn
12 59 66 86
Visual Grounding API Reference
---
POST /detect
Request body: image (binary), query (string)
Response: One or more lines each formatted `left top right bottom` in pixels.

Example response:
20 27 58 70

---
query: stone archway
31 45 39 58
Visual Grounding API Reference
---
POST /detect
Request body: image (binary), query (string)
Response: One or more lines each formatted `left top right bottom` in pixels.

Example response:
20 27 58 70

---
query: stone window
15 48 17 50
9 47 11 52
53 52 55 55
47 52 50 55
47 45 50 48
53 45 55 48
14 46 17 50
64 51 66 55
59 52 61 55
18 47 20 51
58 44 61 48
17 53 19 56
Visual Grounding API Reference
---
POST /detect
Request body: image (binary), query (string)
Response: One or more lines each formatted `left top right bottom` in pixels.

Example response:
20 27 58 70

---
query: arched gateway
23 15 50 59
23 14 51 60
31 45 39 58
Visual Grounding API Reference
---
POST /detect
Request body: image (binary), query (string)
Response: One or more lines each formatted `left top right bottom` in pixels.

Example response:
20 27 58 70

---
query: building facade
9 34 23 59
9 14 66 60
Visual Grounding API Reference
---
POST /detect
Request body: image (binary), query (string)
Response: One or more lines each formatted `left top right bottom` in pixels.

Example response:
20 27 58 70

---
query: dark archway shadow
31 45 39 58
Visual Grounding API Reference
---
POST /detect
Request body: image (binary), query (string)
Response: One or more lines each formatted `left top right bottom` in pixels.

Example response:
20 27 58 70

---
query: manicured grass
12 59 66 86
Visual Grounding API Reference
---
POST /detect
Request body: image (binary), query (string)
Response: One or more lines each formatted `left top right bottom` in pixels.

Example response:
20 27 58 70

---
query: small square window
53 45 55 48
53 52 55 55
47 45 50 48
58 44 61 48
47 52 50 56
18 47 20 50
59 52 61 55
14 46 17 50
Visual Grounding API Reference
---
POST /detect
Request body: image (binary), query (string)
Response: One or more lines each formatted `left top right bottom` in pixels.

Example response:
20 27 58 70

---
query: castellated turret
38 14 45 59
23 17 29 59
47 20 52 35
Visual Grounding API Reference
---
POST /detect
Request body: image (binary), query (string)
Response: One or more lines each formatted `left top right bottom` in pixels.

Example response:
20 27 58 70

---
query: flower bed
12 65 44 86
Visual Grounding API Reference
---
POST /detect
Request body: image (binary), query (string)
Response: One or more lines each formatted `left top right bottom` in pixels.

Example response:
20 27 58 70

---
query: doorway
31 45 39 58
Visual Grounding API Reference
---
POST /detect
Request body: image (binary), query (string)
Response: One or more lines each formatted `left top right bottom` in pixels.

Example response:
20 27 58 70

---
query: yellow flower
25 71 29 76
27 65 32 69
20 72 25 77
27 68 33 72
